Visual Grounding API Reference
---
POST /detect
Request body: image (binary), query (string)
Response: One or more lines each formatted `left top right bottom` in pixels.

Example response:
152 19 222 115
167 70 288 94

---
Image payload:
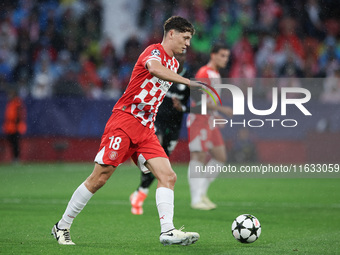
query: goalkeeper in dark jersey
129 51 190 214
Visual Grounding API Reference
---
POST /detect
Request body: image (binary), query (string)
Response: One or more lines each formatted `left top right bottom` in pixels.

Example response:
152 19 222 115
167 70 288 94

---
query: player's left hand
207 103 233 118
220 106 233 117
189 80 207 89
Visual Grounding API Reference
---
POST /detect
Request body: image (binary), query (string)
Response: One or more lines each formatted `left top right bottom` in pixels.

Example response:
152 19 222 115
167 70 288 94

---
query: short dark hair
210 43 229 54
163 16 195 35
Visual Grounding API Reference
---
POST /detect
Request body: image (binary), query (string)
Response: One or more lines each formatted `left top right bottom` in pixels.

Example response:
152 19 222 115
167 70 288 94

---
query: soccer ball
231 214 261 243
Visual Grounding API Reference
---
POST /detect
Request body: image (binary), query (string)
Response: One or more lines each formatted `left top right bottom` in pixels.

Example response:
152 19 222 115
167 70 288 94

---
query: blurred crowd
0 0 340 102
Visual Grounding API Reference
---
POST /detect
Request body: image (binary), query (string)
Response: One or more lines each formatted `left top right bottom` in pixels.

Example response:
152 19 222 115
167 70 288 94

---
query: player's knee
171 171 177 183
219 155 227 163
168 170 177 186
86 175 108 193
214 153 227 163
158 170 176 187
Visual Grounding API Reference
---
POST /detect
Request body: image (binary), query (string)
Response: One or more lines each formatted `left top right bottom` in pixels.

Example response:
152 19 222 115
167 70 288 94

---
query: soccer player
188 43 232 210
52 16 200 246
130 51 190 215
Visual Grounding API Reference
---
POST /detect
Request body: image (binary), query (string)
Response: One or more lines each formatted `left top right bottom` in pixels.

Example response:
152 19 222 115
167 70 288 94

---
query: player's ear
168 29 175 38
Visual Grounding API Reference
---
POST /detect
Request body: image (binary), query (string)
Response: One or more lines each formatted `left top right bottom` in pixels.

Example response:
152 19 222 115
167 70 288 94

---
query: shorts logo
109 151 118 161
151 49 160 56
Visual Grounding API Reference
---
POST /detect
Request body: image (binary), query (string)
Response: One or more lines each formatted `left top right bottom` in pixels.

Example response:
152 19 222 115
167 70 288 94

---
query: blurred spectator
0 40 18 73
10 0 34 29
34 51 56 77
230 34 256 80
0 16 18 48
98 37 119 82
2 89 27 162
103 72 122 100
275 17 305 60
31 51 56 98
191 0 209 24
278 50 304 78
0 52 12 82
257 0 282 32
318 36 340 77
53 49 81 97
24 10 40 44
256 36 276 75
302 0 324 40
78 54 102 98
119 36 142 88
31 73 52 99
54 50 75 80
320 68 340 103
12 53 32 83
302 37 320 77
172 0 192 20
32 37 58 63
275 43 303 77
211 8 243 48
238 0 255 24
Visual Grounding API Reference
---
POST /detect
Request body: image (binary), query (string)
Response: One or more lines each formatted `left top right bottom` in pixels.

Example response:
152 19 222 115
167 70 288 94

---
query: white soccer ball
231 214 261 243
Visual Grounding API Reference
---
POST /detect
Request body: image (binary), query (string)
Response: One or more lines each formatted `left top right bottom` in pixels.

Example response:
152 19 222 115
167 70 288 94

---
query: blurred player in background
52 16 201 246
130 50 191 215
188 43 232 210
3 89 27 163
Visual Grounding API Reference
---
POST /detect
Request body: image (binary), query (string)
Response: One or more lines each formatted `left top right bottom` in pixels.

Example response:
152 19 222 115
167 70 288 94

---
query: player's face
172 30 192 54
213 49 230 69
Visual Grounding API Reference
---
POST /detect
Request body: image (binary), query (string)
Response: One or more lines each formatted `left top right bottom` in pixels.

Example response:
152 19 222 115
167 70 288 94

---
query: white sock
188 160 205 205
156 187 175 233
58 182 93 229
138 187 149 195
201 159 224 196
204 158 224 181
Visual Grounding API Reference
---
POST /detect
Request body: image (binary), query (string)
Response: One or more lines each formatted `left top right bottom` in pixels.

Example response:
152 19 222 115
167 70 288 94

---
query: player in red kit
129 51 191 215
52 16 200 246
188 43 233 210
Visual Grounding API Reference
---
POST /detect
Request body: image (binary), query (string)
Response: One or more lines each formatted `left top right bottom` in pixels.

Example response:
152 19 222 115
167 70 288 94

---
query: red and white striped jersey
113 43 179 129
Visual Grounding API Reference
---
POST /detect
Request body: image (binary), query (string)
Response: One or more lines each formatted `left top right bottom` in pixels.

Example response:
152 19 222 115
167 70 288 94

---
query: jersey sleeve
141 45 163 69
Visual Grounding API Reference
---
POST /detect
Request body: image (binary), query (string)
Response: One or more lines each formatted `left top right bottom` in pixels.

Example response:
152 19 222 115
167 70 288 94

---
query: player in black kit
129 51 191 214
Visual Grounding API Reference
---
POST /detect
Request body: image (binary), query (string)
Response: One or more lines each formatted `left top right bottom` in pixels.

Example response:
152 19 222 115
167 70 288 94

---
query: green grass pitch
0 162 339 255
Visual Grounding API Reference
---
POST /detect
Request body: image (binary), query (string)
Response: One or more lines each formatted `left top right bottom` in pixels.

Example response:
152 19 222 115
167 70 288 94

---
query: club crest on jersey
151 49 161 56
108 151 118 161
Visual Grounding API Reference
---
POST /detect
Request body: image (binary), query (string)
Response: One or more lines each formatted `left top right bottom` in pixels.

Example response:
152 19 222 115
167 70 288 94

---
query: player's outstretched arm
208 103 233 117
147 60 190 86
146 60 208 90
